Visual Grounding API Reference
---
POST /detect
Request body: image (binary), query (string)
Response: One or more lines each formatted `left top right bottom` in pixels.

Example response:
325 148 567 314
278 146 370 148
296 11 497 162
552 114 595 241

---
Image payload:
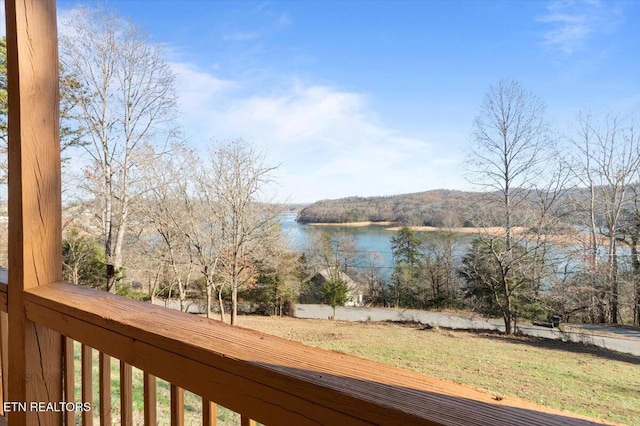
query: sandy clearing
303 222 611 246
306 221 397 227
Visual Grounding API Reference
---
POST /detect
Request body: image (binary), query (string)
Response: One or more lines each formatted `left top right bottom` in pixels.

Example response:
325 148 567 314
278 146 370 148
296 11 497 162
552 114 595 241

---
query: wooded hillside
296 190 485 226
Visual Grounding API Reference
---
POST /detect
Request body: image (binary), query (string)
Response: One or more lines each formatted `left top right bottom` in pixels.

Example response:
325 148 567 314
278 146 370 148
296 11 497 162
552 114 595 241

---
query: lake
279 212 397 273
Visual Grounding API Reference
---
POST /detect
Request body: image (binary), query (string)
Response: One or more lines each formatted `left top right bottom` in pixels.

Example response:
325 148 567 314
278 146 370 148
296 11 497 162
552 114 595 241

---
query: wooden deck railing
0 273 612 425
0 1 615 424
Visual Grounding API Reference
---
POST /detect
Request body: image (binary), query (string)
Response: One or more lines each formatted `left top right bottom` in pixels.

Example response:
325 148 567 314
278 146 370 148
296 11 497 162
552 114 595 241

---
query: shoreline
304 221 398 227
300 222 591 245
385 225 528 234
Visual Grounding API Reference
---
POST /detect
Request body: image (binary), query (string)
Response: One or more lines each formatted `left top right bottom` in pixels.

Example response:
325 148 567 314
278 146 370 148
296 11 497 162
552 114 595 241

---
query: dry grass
235 316 640 426
73 343 240 426
70 316 638 425
307 221 397 227
305 221 608 246
386 225 602 246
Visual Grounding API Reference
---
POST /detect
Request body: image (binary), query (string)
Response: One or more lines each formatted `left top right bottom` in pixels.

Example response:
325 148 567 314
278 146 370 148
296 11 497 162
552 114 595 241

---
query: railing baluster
170 384 184 426
202 399 216 426
241 415 256 426
63 337 75 426
143 372 156 426
120 361 133 426
99 352 111 426
0 312 7 416
81 344 93 426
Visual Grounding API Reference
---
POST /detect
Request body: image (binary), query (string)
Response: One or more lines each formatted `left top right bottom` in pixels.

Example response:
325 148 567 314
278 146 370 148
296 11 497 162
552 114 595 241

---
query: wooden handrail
20 280 607 425
0 0 608 424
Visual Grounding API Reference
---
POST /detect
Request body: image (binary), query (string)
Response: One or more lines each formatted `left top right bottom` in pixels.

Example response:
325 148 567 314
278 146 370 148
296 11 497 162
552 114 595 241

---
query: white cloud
173 64 464 202
223 30 262 41
275 13 291 29
170 62 238 136
538 0 622 54
0 2 5 37
225 84 370 143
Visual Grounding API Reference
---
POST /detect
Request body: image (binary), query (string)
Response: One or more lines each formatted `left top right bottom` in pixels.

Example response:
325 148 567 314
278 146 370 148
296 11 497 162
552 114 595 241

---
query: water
280 213 581 279
279 212 396 272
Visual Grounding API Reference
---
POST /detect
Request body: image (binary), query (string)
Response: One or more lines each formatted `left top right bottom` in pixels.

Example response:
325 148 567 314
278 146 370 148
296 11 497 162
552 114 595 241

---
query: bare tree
62 228 105 286
59 7 177 293
133 142 225 319
568 112 605 321
0 37 84 266
467 79 550 247
620 184 640 326
570 112 640 323
464 79 559 334
185 154 226 320
303 230 335 277
360 251 388 306
212 139 279 325
133 143 196 311
0 36 84 184
129 233 169 305
250 227 301 316
304 230 359 276
422 231 462 307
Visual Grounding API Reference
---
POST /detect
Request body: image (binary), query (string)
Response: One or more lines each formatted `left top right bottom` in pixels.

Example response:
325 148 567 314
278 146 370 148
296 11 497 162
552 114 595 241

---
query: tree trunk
502 274 513 335
631 237 640 326
502 312 512 335
206 281 212 319
231 286 238 325
106 264 117 294
635 276 640 327
179 288 185 312
610 243 619 324
217 287 226 323
231 248 239 325
502 297 513 335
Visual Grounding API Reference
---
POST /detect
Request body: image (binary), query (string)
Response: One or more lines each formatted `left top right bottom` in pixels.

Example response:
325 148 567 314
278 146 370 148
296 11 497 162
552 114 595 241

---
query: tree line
0 7 638 332
296 190 482 227
296 79 640 333
0 7 296 326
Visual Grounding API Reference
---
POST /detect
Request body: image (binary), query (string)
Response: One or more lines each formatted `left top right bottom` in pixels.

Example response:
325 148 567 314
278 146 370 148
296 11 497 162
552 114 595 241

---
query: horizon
4 0 639 203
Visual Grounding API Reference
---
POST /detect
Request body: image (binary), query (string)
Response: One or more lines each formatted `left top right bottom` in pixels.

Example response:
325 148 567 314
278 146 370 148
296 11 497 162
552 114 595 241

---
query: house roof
314 268 360 292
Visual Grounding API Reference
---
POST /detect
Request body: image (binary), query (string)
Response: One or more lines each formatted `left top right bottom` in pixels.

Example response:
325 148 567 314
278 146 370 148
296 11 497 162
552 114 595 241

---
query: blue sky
31 1 640 201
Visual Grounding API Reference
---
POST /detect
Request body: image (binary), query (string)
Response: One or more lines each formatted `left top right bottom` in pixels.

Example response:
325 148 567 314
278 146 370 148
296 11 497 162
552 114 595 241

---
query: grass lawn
235 316 640 426
72 343 240 425
72 316 639 425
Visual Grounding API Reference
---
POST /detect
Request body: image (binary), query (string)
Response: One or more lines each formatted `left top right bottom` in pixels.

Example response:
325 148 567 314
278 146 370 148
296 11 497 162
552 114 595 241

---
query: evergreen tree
459 238 545 327
62 228 106 287
390 226 423 308
321 272 350 318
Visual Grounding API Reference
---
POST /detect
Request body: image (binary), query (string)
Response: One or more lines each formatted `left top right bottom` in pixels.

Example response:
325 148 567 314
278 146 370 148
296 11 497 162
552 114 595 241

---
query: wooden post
170 385 184 426
81 345 94 426
240 416 256 426
5 1 63 425
202 400 217 426
143 373 157 426
63 337 76 426
99 353 111 425
120 361 133 426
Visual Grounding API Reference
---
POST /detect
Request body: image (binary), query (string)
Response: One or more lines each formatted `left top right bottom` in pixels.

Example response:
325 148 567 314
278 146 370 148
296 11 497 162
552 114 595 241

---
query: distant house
299 268 364 307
